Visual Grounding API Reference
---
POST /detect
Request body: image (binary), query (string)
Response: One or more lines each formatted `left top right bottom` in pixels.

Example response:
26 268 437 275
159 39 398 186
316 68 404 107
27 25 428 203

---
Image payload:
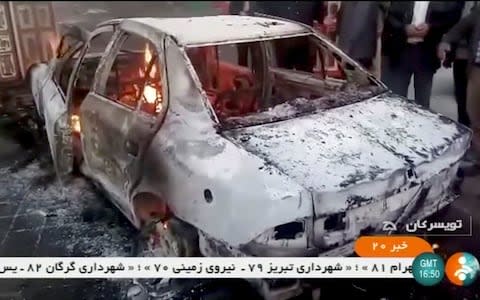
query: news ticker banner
0 254 478 286
0 217 478 287
0 257 414 279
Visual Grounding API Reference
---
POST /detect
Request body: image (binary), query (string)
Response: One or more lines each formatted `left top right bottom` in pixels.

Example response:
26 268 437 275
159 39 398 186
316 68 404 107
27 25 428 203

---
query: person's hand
442 58 453 69
437 42 451 61
323 16 337 33
313 20 322 32
415 23 430 37
326 23 336 33
405 24 421 37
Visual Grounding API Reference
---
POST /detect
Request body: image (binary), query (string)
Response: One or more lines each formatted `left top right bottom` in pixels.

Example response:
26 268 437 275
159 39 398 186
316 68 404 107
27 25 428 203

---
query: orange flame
71 114 81 133
142 44 161 110
145 44 157 79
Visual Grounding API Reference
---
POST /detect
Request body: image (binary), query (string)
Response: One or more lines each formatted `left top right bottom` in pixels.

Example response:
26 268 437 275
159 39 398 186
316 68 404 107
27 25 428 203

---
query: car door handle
125 140 139 157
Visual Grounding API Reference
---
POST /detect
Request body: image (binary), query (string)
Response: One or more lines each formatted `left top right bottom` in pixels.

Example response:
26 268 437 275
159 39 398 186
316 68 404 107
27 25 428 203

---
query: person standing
439 7 480 167
228 1 251 67
444 1 478 127
336 1 381 71
381 1 464 108
229 1 249 15
322 2 339 42
252 1 325 71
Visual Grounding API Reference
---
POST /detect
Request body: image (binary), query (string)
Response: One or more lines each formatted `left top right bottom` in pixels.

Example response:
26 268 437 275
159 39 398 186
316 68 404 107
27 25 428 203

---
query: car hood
223 94 471 194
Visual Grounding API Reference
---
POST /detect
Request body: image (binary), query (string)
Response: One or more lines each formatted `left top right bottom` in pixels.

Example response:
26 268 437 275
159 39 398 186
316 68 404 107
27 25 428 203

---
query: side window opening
70 30 114 113
99 33 163 116
186 34 379 125
53 29 113 101
137 44 163 115
55 34 80 59
57 50 81 96
186 42 263 120
55 36 71 59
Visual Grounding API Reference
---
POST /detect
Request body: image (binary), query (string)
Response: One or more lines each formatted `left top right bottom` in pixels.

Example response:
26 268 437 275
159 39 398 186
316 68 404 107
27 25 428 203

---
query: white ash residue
0 160 136 258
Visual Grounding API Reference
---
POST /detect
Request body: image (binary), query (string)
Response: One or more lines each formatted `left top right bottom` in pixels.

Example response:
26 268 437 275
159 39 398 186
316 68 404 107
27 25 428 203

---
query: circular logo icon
445 252 480 286
412 252 445 286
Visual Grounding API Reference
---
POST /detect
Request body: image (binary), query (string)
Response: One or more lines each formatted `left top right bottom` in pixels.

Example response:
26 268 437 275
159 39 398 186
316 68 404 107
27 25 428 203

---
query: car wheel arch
131 191 201 256
131 192 171 228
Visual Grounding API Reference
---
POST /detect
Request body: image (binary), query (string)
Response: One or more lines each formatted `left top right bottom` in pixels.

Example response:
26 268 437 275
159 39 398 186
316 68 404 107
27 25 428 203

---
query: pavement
0 118 136 299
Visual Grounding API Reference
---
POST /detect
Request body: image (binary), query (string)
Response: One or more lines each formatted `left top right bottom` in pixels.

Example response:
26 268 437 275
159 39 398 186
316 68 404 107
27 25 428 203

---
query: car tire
135 216 200 257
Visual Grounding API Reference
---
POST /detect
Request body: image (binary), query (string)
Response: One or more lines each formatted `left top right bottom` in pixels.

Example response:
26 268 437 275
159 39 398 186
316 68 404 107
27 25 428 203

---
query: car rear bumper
311 156 461 251
317 183 458 257
200 162 459 259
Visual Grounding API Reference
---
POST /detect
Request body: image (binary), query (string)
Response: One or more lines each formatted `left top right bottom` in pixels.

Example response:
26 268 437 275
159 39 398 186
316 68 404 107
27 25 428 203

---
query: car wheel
138 217 200 257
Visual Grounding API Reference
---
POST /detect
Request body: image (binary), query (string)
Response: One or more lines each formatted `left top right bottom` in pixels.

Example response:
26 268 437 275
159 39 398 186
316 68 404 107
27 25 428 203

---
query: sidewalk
0 125 136 299
0 118 24 169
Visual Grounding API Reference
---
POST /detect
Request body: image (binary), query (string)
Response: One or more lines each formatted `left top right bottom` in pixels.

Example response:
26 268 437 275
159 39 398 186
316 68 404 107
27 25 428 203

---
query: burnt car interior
100 35 163 116
56 32 163 119
54 30 377 133
186 34 379 122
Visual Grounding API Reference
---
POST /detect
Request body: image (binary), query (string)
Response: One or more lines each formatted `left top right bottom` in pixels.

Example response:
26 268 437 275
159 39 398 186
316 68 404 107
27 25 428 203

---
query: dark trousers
381 45 435 108
238 43 249 67
239 38 312 71
453 59 470 126
274 37 313 72
467 66 480 158
356 58 374 70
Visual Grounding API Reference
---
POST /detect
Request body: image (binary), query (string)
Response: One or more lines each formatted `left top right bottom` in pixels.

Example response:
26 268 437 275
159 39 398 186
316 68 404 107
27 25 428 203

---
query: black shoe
460 163 480 177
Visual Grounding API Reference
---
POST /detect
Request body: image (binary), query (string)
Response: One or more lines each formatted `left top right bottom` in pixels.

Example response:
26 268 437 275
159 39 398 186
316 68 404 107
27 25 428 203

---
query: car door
39 26 89 179
33 25 88 112
79 25 167 213
32 25 86 96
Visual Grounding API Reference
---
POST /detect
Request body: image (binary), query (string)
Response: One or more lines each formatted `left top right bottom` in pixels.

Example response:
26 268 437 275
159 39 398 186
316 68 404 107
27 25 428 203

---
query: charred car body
30 13 470 276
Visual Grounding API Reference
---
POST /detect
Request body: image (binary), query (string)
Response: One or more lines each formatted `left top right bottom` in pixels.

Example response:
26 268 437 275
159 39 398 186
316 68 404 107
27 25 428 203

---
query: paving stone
0 203 19 218
11 214 45 231
0 217 13 242
33 225 77 257
0 291 24 300
0 229 40 257
0 279 26 293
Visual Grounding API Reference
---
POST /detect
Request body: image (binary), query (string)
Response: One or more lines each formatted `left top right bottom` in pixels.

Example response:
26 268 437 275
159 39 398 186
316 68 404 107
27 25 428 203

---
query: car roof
120 15 311 46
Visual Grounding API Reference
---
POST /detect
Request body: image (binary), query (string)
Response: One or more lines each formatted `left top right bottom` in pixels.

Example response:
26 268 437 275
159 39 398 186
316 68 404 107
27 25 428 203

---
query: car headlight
240 218 318 257
273 221 305 240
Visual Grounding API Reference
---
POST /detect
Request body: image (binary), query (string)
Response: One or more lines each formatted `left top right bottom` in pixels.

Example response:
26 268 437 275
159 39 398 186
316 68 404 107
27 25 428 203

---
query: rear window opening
186 34 384 128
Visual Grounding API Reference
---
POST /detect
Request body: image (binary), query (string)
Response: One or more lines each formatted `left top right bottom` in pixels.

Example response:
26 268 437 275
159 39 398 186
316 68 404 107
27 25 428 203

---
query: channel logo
445 252 480 286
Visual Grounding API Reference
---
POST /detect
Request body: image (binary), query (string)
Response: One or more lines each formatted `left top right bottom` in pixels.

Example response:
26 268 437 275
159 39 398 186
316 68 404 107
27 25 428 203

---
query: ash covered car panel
127 16 311 46
222 93 470 253
29 15 472 259
224 94 469 193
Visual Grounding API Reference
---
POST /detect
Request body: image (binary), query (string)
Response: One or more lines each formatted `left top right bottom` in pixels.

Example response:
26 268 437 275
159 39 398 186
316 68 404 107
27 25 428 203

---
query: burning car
30 15 470 264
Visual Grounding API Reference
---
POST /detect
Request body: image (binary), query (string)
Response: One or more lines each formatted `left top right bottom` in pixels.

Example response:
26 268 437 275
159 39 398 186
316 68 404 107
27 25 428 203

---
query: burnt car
30 15 470 259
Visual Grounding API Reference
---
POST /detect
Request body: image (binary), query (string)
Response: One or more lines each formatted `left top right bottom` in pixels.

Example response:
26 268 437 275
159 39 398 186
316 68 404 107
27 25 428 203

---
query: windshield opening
186 34 386 129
